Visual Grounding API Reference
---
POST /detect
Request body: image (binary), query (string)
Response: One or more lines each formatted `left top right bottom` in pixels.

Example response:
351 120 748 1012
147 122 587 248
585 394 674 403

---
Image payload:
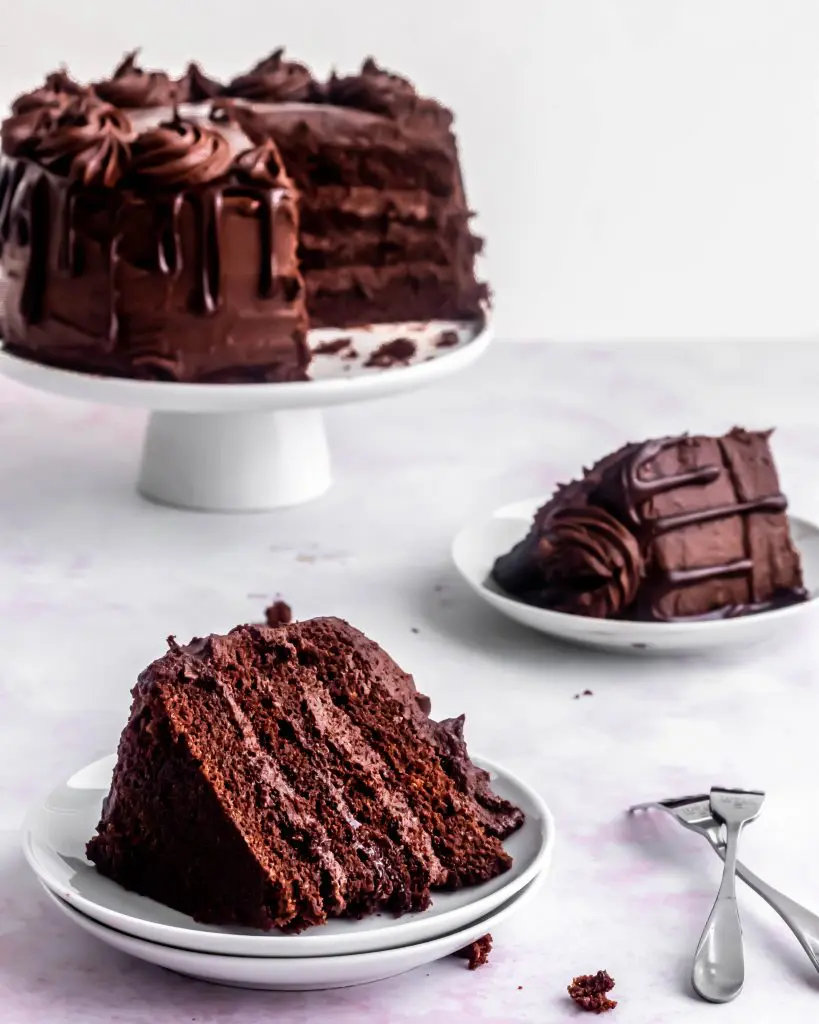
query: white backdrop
2 0 819 342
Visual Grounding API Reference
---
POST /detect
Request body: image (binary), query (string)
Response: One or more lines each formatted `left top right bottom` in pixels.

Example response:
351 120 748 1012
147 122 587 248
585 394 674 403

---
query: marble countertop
3 340 819 1023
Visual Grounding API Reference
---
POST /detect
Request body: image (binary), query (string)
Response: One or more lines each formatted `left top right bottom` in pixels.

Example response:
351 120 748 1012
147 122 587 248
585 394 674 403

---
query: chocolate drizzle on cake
493 429 806 622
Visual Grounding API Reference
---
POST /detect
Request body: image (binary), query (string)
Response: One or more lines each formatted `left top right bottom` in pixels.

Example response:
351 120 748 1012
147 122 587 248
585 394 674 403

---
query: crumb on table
568 970 617 1013
455 933 492 970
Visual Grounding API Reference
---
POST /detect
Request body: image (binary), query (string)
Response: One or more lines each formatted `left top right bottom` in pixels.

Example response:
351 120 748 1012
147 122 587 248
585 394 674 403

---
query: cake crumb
568 970 617 1013
364 338 416 368
313 337 352 356
455 933 492 970
342 348 359 360
435 329 460 348
264 600 292 627
573 689 594 699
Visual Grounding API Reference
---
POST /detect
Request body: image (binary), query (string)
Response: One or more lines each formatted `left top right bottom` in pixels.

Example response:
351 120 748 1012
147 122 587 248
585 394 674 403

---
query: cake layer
493 430 806 622
87 618 523 931
252 104 458 197
306 261 488 327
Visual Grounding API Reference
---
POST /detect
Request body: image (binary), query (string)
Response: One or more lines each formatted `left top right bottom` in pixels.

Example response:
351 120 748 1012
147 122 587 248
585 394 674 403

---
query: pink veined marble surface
2 340 819 1023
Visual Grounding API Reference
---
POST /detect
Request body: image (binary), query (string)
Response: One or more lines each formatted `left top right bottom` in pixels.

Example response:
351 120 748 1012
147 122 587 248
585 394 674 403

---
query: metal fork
629 794 819 977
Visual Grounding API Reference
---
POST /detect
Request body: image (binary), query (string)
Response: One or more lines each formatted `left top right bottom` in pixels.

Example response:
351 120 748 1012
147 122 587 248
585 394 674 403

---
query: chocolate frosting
532 507 643 617
93 50 177 108
234 138 286 186
34 97 134 187
3 71 88 158
177 62 223 103
129 116 232 186
225 49 322 103
11 70 84 115
326 57 452 130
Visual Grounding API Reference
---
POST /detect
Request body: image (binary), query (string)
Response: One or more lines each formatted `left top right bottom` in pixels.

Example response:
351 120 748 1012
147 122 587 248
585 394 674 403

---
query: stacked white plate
23 753 554 990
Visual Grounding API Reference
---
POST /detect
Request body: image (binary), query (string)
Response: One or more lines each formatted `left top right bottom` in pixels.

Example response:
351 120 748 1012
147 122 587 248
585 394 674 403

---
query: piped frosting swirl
224 49 322 103
128 116 232 187
32 96 134 186
534 506 644 618
93 50 177 109
326 57 452 130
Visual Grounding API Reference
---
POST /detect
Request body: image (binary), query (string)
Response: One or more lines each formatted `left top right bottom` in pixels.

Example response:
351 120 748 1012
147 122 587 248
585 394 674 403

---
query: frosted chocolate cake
0 52 486 382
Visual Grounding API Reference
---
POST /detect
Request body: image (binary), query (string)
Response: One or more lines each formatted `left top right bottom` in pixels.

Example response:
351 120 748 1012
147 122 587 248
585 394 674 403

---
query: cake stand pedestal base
138 408 331 512
0 318 491 513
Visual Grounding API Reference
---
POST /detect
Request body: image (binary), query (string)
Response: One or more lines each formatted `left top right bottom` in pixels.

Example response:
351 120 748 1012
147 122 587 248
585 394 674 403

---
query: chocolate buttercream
129 116 232 187
327 57 452 131
532 507 643 618
225 49 322 103
94 50 177 108
34 96 133 187
177 62 223 103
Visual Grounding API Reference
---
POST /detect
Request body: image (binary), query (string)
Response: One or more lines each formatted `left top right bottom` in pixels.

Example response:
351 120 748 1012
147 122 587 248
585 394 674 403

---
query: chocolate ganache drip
533 507 644 618
93 50 177 108
224 49 323 103
129 116 232 187
34 96 134 187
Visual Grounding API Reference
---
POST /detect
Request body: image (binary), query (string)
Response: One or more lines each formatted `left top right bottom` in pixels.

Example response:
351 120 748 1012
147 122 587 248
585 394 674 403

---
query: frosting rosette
535 506 643 618
177 62 223 103
93 50 177 108
129 117 232 187
224 49 321 103
32 97 134 186
2 71 86 157
326 58 452 129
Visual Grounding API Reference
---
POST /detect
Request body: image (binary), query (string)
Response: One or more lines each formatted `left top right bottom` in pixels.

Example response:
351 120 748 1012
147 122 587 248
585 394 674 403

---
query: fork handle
708 837 819 974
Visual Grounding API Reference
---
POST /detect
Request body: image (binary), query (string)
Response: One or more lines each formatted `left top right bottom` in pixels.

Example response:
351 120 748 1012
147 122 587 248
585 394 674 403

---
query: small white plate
24 753 554 957
41 875 544 991
452 496 819 655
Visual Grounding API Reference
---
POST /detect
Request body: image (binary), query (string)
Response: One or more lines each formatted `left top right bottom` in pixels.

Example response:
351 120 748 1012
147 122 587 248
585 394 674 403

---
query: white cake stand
0 320 491 512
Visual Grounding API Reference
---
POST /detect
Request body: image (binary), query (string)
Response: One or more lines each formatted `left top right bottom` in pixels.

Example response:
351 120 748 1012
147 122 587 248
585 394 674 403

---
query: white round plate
40 874 544 991
0 319 489 413
24 752 554 958
452 496 819 654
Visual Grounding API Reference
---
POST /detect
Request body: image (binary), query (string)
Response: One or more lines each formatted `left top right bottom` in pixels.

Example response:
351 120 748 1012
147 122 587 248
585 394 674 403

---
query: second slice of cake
492 428 806 622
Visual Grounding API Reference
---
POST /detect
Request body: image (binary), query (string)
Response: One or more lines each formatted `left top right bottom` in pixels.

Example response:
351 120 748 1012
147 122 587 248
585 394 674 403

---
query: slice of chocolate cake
492 428 806 622
86 617 524 932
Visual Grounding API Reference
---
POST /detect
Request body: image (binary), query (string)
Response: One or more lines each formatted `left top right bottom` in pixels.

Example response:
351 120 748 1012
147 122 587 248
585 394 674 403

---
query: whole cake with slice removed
0 51 486 382
492 428 806 622
86 617 524 932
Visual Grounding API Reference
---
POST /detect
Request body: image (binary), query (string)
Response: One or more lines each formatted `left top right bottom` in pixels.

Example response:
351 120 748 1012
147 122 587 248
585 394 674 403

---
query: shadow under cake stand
0 320 491 512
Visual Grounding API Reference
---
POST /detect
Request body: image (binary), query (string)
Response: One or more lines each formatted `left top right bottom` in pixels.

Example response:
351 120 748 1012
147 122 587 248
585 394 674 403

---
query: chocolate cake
0 52 486 382
492 429 806 622
86 617 523 931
